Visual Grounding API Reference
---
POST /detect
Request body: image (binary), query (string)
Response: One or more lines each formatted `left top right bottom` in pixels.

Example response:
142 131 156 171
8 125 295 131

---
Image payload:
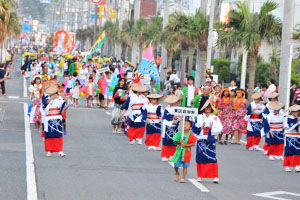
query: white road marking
8 96 19 99
188 179 210 193
253 191 300 200
240 139 264 152
23 76 27 98
106 111 111 115
23 103 37 200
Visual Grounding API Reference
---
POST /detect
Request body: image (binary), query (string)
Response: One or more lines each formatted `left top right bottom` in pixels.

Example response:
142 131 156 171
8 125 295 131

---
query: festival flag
137 44 160 82
81 32 106 63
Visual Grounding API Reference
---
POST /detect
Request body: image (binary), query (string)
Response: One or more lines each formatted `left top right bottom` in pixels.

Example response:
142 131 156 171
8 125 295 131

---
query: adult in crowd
0 64 7 95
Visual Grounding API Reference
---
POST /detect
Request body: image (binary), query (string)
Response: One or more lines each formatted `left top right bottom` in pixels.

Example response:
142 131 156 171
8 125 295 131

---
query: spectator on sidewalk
0 64 7 95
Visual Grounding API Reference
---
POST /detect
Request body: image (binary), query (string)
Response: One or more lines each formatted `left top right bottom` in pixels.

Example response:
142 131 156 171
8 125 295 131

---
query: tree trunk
230 48 238 80
167 51 174 68
180 50 188 85
198 50 207 86
247 52 257 100
240 49 248 89
188 46 195 76
271 58 277 81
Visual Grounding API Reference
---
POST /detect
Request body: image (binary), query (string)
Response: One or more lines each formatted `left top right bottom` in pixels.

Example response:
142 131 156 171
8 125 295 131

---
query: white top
268 84 276 93
169 74 180 84
67 79 73 88
72 85 80 98
128 93 149 122
88 84 93 95
193 113 223 140
79 68 88 80
187 85 195 107
144 103 163 124
114 68 119 75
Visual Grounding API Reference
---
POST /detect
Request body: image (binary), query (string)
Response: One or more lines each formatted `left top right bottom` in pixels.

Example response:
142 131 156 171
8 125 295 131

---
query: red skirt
161 145 176 159
267 144 284 156
127 127 145 141
246 136 261 148
283 155 300 167
197 163 219 178
45 138 63 152
263 142 268 152
145 134 161 147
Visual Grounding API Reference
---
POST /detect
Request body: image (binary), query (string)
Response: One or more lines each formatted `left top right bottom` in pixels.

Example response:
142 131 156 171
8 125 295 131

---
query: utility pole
116 0 125 60
206 0 216 72
93 4 98 44
131 0 140 67
88 0 91 27
278 0 295 107
160 0 169 82
200 0 207 15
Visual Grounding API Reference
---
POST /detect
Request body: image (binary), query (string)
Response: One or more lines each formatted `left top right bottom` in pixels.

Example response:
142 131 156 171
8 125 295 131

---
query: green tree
224 1 281 98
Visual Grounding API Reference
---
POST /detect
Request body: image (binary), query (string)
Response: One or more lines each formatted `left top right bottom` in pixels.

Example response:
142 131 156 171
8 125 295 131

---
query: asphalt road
1 57 300 200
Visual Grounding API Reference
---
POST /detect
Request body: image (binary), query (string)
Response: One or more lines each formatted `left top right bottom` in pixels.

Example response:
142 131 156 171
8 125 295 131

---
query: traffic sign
91 0 105 5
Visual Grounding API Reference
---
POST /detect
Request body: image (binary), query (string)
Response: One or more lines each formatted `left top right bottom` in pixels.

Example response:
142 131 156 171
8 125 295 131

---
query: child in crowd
174 85 182 97
171 120 198 183
112 78 127 133
72 79 81 107
142 94 164 151
86 76 94 108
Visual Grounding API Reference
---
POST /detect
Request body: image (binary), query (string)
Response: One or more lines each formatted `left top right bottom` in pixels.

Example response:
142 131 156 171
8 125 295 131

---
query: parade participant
192 86 211 114
43 84 68 157
217 88 232 144
97 73 106 108
85 76 94 108
79 64 89 84
171 120 198 183
263 102 285 161
284 105 300 172
142 93 164 151
180 76 198 107
211 84 221 107
161 95 181 161
111 78 127 133
120 83 149 145
104 71 114 109
262 91 280 154
245 92 265 151
72 79 80 107
28 74 42 127
232 89 248 144
64 74 75 103
192 100 222 183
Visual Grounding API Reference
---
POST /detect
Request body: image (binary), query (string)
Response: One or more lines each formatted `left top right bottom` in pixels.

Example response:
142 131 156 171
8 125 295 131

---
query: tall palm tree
135 18 148 62
0 0 15 44
165 12 193 84
120 19 137 58
103 20 120 56
223 1 281 98
142 16 163 60
180 10 209 85
7 12 22 38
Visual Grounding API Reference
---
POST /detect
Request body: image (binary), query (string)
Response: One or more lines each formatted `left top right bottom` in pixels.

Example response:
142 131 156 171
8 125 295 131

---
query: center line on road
240 139 264 152
23 76 27 98
8 96 20 99
188 179 210 193
23 103 37 200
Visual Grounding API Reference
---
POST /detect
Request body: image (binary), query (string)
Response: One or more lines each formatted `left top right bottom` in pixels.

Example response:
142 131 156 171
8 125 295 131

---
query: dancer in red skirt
43 84 68 157
161 95 181 161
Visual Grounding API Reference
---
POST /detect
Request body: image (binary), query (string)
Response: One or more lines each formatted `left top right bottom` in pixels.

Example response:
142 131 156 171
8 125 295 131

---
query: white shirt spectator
268 84 276 93
169 74 180 84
